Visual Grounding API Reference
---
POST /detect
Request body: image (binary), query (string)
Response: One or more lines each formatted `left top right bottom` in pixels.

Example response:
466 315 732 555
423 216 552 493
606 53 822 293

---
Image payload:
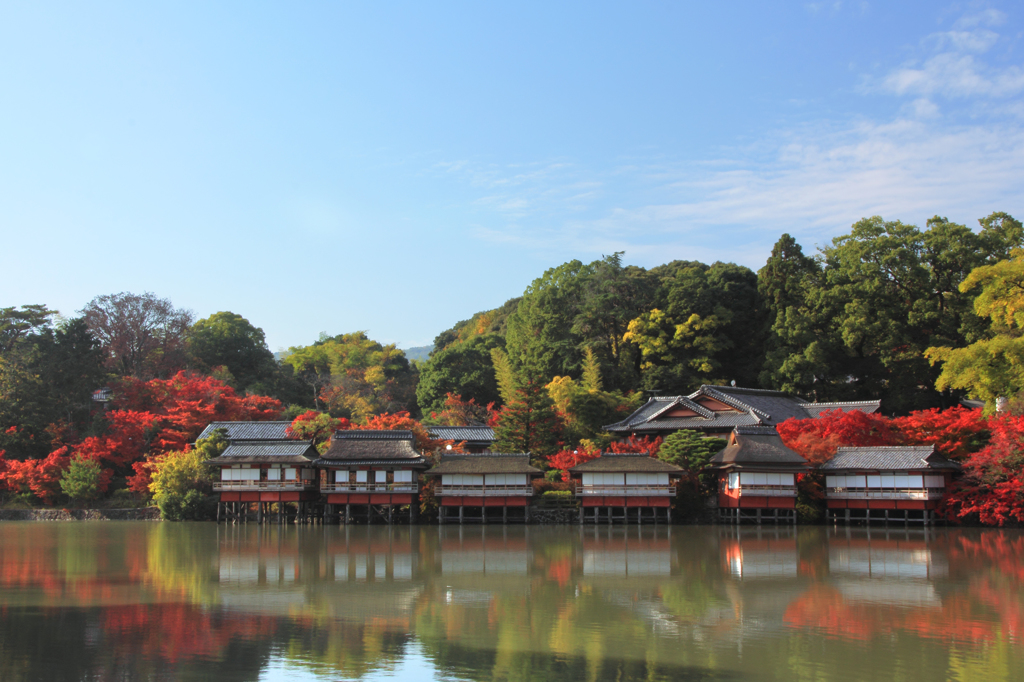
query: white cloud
953 9 1006 29
882 53 1024 97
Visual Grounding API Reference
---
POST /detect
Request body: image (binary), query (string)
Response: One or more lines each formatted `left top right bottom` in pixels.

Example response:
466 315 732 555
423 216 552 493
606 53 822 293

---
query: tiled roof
709 426 809 468
427 425 496 443
206 440 317 464
569 453 683 474
425 453 541 476
821 446 960 471
604 384 882 432
197 421 293 441
317 430 428 467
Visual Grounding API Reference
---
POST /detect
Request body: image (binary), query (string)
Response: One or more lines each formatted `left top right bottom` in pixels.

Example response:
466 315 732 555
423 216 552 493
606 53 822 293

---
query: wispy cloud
441 9 1024 267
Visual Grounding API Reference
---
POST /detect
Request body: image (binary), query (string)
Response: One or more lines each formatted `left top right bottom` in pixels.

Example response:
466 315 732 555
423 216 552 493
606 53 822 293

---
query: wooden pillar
458 505 464 525
756 508 761 525
345 504 351 525
388 505 393 525
503 506 507 524
410 498 418 525
216 501 221 524
439 505 446 524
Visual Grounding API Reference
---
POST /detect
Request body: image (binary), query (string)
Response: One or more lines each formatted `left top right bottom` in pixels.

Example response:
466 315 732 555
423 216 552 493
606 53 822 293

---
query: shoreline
0 507 161 522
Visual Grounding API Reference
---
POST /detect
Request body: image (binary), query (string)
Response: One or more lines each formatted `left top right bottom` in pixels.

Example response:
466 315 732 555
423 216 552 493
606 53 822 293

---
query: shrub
59 456 102 506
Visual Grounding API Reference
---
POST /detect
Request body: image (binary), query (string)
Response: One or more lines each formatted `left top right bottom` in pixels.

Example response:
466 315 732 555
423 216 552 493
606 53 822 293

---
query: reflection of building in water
827 528 947 607
213 526 425 622
437 527 531 575
719 527 799 580
581 528 673 576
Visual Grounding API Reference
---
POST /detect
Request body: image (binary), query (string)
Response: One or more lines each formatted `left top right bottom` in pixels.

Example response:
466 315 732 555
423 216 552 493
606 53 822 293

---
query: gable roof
316 430 428 467
197 421 293 442
604 385 881 433
426 425 496 443
425 453 541 476
569 453 683 474
206 440 318 465
821 445 961 472
709 426 809 469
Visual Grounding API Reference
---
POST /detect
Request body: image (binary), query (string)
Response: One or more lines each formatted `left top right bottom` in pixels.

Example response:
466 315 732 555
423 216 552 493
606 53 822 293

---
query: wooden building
208 439 320 523
569 453 683 524
316 430 429 524
709 426 809 525
426 425 496 453
604 384 881 439
425 452 541 524
821 445 960 525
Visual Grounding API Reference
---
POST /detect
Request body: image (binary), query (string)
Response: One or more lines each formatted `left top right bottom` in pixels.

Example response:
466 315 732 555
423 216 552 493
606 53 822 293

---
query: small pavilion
708 426 810 525
426 452 541 524
569 453 682 524
316 430 430 524
821 445 960 525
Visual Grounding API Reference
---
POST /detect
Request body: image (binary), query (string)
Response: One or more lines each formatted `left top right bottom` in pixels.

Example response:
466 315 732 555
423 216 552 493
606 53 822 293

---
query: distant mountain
402 345 434 362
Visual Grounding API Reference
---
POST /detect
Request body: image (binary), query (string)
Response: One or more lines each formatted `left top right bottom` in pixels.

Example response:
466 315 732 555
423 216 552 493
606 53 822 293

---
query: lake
0 522 1020 681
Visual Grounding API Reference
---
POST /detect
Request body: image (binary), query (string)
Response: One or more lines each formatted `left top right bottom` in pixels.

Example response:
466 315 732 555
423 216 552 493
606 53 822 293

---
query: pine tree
494 376 562 462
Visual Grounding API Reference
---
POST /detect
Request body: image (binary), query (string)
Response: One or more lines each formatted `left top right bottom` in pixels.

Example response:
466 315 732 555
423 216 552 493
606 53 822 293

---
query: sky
2 1 1023 351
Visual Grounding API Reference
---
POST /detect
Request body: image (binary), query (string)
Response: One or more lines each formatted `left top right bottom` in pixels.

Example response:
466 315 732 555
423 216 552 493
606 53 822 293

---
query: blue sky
2 1 1022 351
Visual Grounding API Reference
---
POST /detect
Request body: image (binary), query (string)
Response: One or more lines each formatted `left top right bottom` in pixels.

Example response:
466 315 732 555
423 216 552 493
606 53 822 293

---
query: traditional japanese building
821 445 960 525
604 385 881 439
315 430 430 524
207 439 320 523
569 453 683 524
425 452 541 524
709 426 810 525
426 425 496 453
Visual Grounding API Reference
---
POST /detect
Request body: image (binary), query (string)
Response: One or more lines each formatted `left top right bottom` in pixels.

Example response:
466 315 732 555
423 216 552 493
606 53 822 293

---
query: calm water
0 522 1021 681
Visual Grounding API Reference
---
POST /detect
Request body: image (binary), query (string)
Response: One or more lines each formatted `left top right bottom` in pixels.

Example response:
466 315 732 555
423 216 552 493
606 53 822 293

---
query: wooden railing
435 485 534 496
213 480 317 491
827 488 943 500
732 485 798 497
574 484 676 497
320 482 419 493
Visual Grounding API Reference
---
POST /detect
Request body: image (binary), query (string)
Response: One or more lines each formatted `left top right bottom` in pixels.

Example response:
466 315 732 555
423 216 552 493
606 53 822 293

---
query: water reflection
0 522 1022 681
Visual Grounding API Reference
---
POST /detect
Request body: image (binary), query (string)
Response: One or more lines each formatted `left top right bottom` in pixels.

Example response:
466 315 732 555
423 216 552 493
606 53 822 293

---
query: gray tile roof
604 385 881 432
317 430 428 467
569 453 683 474
427 425 496 443
197 421 293 441
821 446 960 471
425 453 541 476
709 426 809 469
206 440 318 464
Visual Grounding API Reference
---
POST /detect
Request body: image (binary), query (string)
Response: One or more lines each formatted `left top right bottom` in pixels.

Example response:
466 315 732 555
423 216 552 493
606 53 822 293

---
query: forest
4 211 1024 524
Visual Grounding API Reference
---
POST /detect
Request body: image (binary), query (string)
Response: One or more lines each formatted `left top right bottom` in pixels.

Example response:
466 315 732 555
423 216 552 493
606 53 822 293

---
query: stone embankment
0 507 161 521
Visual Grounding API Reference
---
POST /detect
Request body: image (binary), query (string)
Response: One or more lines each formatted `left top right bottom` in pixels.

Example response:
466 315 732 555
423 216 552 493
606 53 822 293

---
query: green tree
150 433 225 521
494 376 562 462
59 456 102 505
284 332 418 419
415 334 504 414
657 430 726 493
927 253 1024 404
189 311 278 392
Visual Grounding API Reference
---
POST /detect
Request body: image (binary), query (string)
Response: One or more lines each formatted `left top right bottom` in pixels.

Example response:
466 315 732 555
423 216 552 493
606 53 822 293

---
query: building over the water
821 445 960 525
569 453 682 524
207 439 319 522
426 452 541 524
604 385 881 439
426 425 496 453
316 430 430 524
708 426 809 524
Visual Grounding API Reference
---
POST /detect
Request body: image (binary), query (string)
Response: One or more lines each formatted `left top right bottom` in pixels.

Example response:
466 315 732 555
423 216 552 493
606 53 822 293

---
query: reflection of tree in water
3 524 1024 680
